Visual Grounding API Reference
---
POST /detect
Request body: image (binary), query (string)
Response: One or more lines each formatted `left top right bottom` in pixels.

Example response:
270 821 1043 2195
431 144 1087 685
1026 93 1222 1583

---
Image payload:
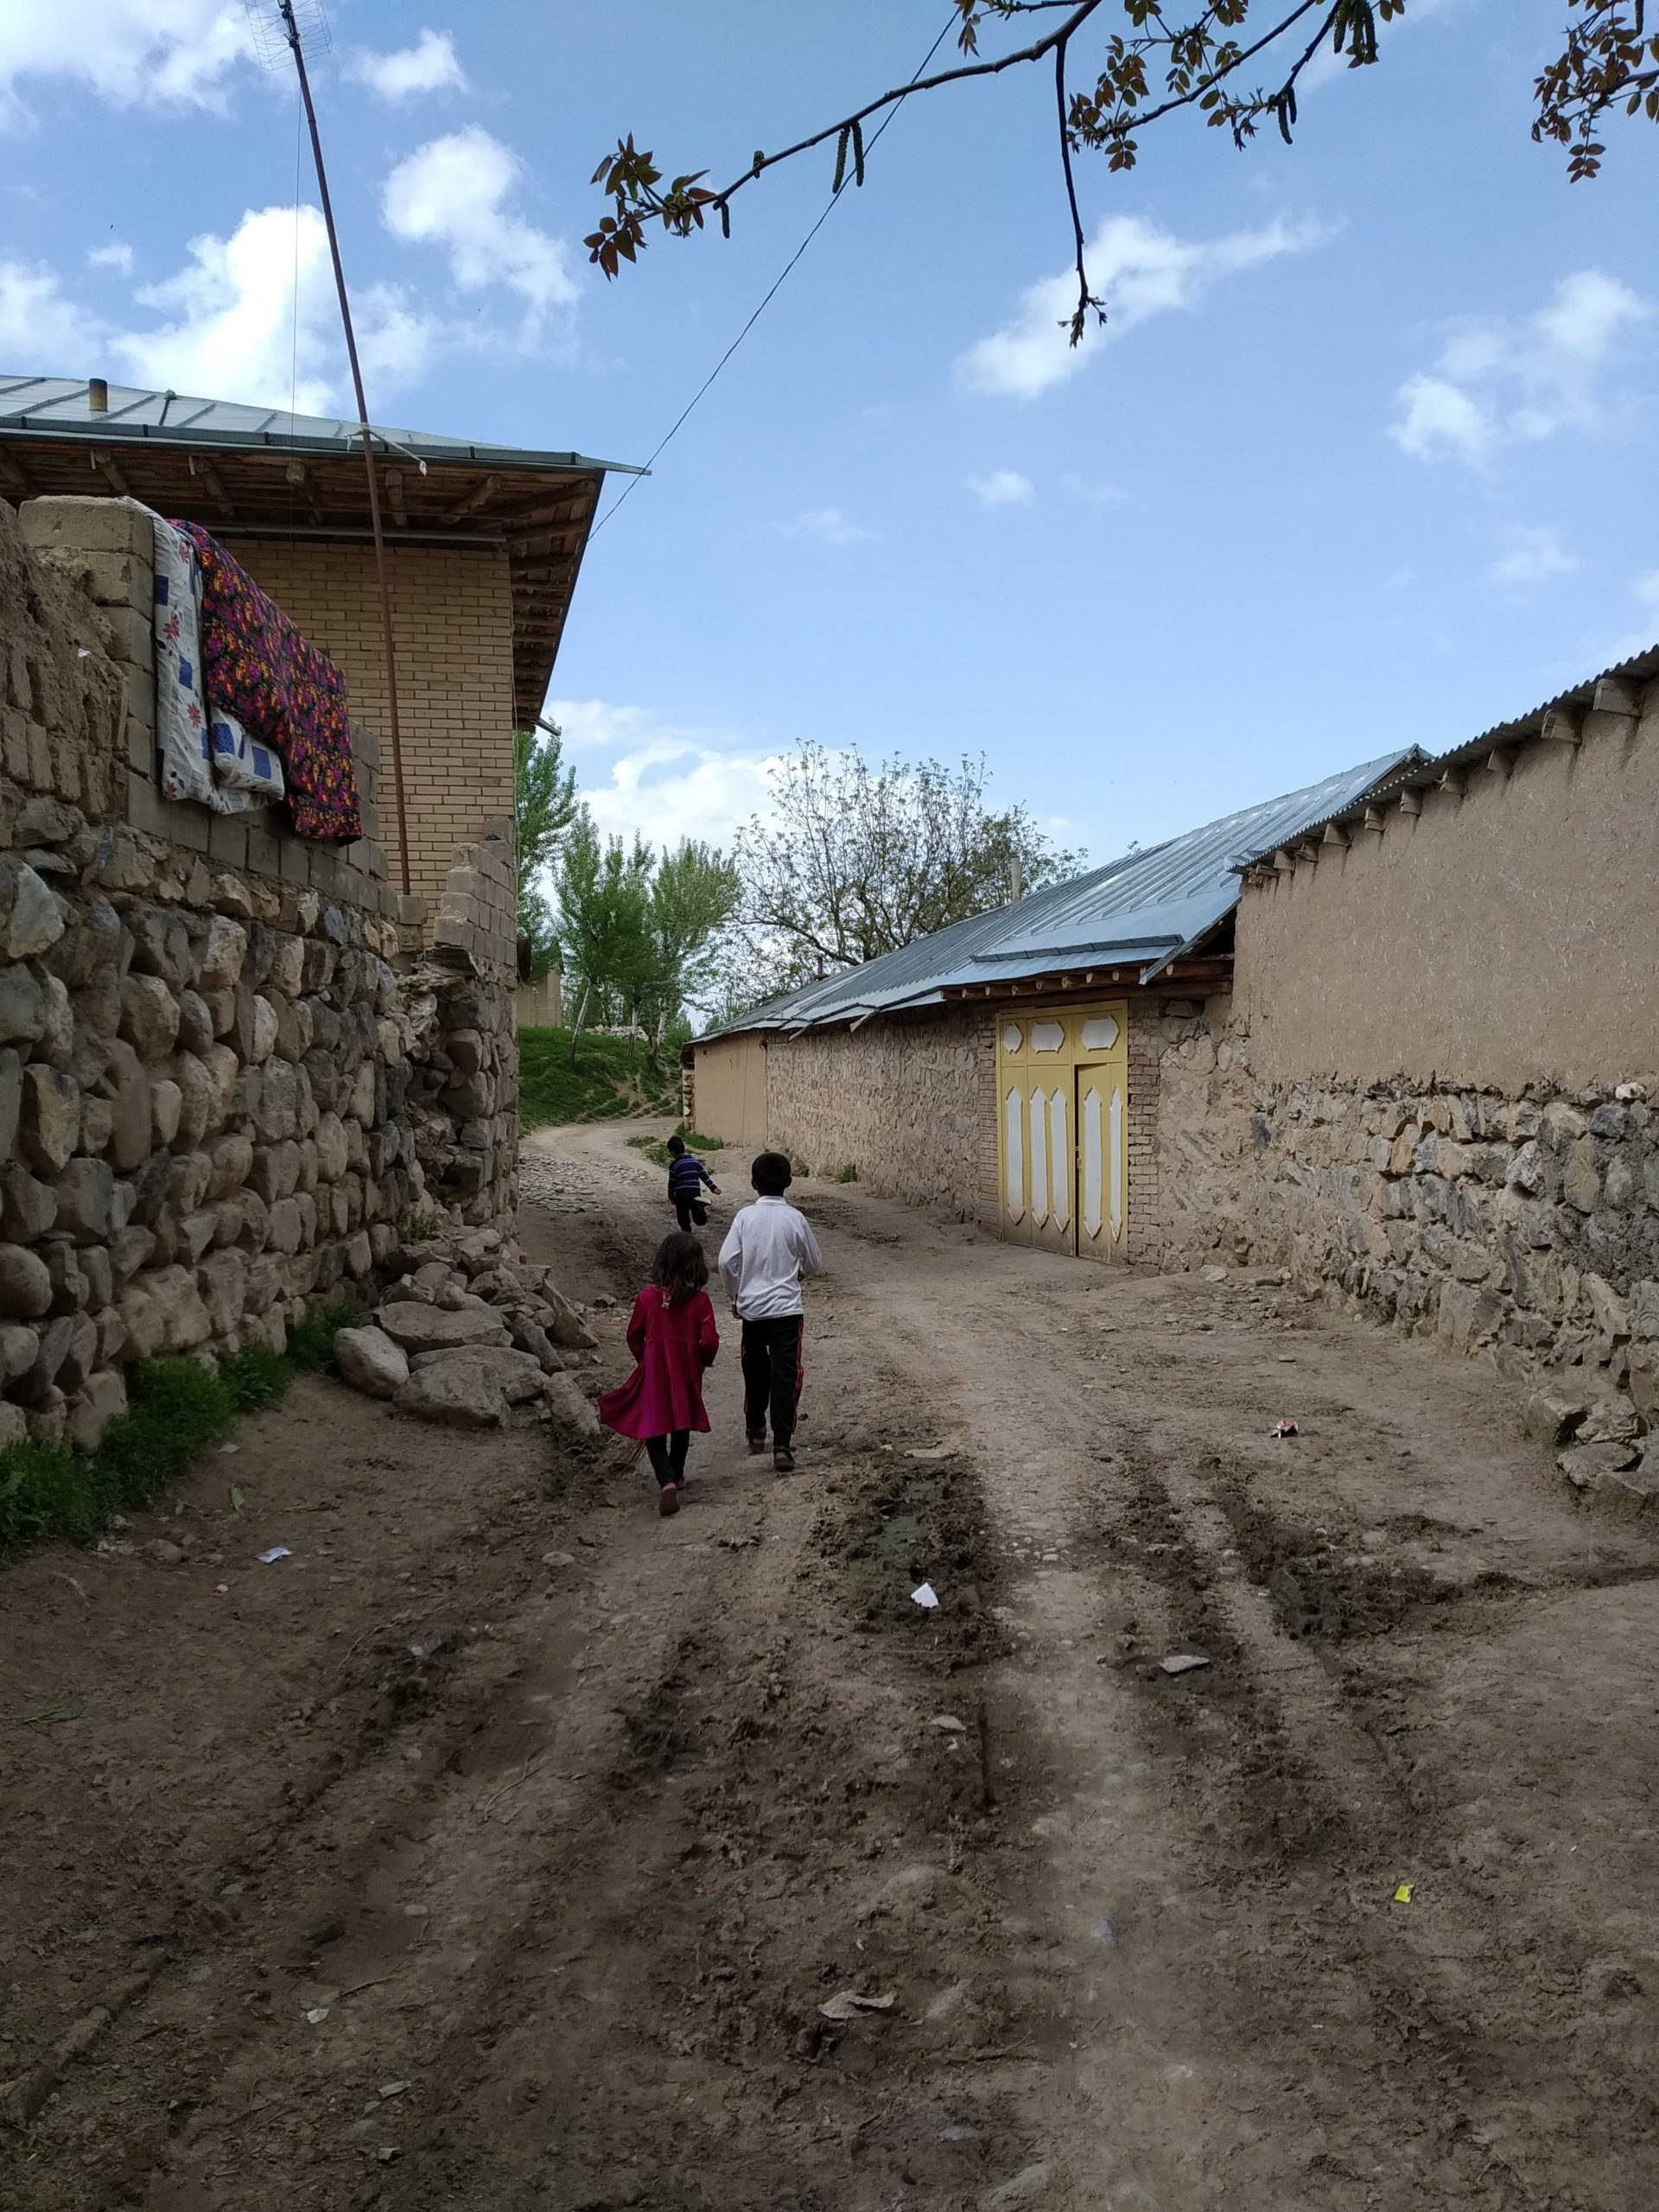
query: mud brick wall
0 494 517 1453
763 1007 995 1218
227 535 516 925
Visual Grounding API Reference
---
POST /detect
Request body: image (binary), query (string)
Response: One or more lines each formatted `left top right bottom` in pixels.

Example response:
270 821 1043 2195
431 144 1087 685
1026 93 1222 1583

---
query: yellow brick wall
232 537 517 919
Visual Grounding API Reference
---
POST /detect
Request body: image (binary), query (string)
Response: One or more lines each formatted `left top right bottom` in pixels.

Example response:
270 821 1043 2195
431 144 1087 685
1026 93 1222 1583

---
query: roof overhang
0 376 645 728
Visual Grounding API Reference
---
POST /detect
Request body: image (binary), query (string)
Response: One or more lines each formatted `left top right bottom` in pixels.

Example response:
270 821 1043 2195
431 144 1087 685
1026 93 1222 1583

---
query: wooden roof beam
442 472 502 524
185 451 235 518
90 448 132 497
384 467 408 527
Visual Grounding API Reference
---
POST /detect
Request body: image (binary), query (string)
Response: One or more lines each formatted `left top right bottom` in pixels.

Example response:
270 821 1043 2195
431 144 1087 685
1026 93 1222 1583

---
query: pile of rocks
332 1223 604 1434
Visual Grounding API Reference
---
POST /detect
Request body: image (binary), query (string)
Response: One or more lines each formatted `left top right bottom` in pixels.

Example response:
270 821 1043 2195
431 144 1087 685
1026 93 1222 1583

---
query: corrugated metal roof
0 375 643 475
701 747 1413 1040
1232 641 1659 868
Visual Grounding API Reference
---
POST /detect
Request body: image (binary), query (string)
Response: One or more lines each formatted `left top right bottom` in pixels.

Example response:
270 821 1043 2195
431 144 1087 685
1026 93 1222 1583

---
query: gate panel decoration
995 1003 1128 1260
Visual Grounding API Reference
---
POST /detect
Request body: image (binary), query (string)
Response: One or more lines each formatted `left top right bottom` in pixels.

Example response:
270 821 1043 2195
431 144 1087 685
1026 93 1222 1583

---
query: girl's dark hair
650 1230 709 1304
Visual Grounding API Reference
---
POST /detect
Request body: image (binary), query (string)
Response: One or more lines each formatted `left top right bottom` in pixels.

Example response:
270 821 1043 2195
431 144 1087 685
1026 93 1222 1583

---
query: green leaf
26 1698 85 1726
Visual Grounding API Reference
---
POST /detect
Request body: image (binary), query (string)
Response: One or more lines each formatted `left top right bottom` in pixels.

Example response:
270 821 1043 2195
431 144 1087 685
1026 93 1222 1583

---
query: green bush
836 1164 859 1183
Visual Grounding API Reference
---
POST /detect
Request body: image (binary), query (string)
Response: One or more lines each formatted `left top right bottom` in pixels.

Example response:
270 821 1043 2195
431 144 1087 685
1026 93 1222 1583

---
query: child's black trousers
741 1316 803 1446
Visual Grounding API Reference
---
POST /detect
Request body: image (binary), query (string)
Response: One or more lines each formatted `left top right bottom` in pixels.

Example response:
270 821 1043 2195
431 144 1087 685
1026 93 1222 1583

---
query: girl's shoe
772 1447 795 1473
747 1433 767 1456
658 1483 680 1517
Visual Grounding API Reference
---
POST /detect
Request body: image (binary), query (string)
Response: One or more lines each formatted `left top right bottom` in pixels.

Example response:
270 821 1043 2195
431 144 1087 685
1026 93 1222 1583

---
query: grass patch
287 1297 361 1373
835 1163 859 1183
0 1297 363 1567
627 1126 724 1169
519 1026 681 1130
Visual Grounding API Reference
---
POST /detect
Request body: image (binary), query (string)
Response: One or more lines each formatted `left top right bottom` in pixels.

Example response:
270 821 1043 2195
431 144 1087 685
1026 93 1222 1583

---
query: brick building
0 374 636 961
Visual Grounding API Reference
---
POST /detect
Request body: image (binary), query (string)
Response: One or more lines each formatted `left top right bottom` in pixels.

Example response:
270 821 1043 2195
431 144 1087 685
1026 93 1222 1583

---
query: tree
588 3 1659 342
641 839 742 1046
553 810 654 1060
554 812 741 1057
514 723 579 981
725 743 1085 1001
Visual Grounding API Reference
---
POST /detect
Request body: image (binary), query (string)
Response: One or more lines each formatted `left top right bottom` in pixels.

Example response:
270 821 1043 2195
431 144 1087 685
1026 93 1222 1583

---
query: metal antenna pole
278 0 412 899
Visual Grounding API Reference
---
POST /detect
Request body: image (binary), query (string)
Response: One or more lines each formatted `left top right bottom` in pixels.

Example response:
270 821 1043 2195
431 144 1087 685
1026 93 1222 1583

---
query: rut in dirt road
3 1122 1658 2211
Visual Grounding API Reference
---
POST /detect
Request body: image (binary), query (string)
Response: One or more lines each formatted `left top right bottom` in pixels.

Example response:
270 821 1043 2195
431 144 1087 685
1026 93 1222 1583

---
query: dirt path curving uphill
3 1121 1657 2209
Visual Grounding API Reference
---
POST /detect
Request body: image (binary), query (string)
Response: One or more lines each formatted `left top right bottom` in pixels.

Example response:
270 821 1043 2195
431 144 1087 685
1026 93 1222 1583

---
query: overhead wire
589 10 962 539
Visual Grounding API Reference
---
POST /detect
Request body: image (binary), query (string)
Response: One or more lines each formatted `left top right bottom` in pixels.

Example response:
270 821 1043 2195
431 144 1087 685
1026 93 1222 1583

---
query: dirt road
4 1123 1658 2211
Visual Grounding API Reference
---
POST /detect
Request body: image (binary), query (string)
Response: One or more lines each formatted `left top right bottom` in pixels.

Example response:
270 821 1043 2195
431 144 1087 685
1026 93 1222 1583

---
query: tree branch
1055 29 1103 344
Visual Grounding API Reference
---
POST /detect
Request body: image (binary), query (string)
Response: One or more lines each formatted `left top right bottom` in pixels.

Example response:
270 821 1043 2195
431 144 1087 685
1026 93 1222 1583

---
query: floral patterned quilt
171 521 363 843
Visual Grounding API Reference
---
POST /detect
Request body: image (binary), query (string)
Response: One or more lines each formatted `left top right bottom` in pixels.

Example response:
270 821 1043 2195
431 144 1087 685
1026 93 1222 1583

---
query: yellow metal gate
995 1004 1128 1260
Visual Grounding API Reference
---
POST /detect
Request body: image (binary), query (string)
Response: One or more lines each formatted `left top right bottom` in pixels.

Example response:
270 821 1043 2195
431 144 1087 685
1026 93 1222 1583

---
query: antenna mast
264 0 412 899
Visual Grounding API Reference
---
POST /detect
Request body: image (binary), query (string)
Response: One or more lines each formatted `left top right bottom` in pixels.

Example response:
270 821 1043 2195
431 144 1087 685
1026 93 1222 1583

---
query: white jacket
718 1198 823 1319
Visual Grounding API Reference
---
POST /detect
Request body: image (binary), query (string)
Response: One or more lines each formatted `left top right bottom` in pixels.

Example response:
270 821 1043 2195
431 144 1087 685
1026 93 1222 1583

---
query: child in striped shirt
666 1134 720 1230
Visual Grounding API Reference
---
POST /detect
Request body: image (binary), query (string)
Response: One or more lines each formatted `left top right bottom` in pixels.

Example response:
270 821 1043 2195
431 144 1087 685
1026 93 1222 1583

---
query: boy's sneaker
658 1484 680 1518
772 1446 796 1474
747 1433 767 1456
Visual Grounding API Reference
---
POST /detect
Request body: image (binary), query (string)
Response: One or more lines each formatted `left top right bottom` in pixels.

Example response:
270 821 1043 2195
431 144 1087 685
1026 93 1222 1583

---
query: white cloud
383 128 575 340
965 467 1033 508
0 1 251 122
1392 373 1494 463
110 206 436 412
782 506 874 545
0 257 104 364
549 699 781 855
957 213 1325 399
345 29 466 103
87 241 134 276
1062 471 1125 505
1489 526 1579 588
1391 269 1650 464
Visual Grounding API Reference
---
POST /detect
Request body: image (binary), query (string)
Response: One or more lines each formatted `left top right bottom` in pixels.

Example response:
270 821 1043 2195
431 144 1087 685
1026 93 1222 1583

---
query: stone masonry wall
0 493 515 1454
764 1008 995 1218
1154 994 1659 1447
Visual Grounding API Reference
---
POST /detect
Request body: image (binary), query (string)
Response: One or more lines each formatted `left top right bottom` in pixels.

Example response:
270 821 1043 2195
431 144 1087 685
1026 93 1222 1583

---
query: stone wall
0 492 516 1453
1152 995 1659 1443
762 1007 995 1218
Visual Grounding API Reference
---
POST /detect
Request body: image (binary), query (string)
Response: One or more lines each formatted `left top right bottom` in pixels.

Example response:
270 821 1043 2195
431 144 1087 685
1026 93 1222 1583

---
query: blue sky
3 0 1657 869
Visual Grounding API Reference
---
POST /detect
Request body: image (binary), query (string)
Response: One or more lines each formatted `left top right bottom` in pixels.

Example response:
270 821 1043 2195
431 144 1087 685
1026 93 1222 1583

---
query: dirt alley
3 1121 1659 2212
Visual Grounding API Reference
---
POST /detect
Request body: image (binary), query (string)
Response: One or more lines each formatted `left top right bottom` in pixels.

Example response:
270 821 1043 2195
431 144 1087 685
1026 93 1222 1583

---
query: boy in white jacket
718 1152 823 1472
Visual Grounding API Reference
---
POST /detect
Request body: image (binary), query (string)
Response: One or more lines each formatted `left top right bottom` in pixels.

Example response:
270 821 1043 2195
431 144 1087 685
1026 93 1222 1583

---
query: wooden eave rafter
0 429 606 728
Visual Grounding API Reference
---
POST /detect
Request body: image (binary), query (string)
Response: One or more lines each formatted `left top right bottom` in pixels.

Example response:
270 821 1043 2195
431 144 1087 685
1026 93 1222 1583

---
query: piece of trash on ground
406 1635 442 1661
219 1443 239 1455
818 1988 896 2021
256 1545 293 1565
378 2081 410 2100
1393 1882 1414 1905
230 1484 245 1514
906 1446 952 1461
1094 1916 1116 1946
1159 1653 1211 1677
1272 1418 1300 1439
304 2005 331 2024
911 1582 940 1610
931 1713 967 1732
24 1698 85 1726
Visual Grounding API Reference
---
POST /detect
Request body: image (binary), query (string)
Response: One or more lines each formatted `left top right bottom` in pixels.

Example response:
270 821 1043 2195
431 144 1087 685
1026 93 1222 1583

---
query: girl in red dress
597 1232 721 1517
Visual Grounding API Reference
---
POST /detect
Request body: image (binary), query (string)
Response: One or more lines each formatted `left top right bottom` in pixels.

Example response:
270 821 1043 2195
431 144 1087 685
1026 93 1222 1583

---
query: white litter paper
911 1582 939 1610
257 1545 293 1565
1159 1653 1211 1677
818 1989 895 2022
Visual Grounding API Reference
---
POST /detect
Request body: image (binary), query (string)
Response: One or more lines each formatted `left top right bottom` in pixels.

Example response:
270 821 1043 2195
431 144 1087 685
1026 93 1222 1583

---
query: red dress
597 1289 720 1440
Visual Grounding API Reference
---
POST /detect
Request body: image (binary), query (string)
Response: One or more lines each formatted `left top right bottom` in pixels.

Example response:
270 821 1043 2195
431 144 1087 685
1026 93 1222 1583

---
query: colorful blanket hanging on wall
171 521 363 843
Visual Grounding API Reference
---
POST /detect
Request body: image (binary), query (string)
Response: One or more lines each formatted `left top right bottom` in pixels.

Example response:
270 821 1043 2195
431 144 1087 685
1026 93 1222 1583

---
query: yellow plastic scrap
1392 1883 1414 1905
